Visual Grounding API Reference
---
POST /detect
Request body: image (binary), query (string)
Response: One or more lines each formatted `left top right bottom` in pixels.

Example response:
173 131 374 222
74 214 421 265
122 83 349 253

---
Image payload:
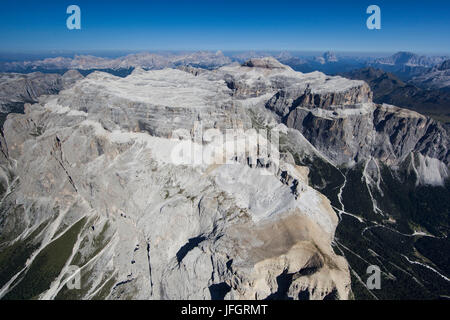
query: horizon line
0 49 449 56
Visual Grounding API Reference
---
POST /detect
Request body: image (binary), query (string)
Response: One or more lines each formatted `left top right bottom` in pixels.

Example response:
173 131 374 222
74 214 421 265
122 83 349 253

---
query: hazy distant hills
369 51 449 81
412 59 450 90
374 51 447 67
2 50 447 81
0 50 372 75
0 51 232 72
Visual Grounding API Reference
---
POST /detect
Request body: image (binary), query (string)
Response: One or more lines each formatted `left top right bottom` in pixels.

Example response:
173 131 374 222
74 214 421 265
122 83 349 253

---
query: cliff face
282 103 449 168
256 63 448 183
0 58 448 300
266 83 372 115
339 67 450 125
0 71 83 125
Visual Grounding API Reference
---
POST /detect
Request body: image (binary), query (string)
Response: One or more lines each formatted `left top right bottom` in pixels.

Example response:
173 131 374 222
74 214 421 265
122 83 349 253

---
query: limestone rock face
283 102 449 168
0 108 349 300
0 58 448 300
243 62 449 183
0 71 83 125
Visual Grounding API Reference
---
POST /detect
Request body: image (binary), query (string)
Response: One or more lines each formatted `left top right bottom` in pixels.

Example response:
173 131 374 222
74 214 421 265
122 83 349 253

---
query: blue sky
0 0 449 54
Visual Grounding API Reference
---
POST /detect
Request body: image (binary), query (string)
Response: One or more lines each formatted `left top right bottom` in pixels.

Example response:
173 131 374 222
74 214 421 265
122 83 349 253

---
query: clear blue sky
0 0 449 54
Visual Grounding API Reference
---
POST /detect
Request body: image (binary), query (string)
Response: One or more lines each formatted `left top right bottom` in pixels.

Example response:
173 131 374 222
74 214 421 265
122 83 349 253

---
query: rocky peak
323 51 338 63
375 51 448 67
241 57 288 69
436 59 450 71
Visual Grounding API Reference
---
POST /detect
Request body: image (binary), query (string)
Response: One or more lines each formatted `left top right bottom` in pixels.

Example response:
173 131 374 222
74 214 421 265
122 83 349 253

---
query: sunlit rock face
0 58 448 300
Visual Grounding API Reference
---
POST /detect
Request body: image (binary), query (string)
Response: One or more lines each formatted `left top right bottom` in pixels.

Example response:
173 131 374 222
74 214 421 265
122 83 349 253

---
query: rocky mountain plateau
0 58 448 300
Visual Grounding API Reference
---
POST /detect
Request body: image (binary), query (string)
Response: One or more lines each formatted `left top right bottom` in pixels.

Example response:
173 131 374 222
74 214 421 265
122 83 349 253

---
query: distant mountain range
412 59 450 90
0 51 232 72
2 50 447 81
374 51 448 67
369 52 449 82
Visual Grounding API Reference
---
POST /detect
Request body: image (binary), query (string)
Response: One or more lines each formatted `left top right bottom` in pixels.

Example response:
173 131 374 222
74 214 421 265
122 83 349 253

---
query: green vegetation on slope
3 217 86 300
